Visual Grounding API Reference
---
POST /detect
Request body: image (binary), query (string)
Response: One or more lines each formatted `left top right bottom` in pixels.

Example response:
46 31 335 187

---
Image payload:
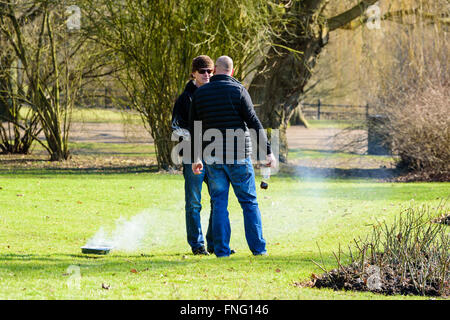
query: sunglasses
198 69 213 74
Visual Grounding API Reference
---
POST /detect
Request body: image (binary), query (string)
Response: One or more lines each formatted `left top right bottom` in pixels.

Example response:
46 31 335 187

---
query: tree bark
290 105 309 128
147 117 174 170
249 2 329 162
249 0 381 162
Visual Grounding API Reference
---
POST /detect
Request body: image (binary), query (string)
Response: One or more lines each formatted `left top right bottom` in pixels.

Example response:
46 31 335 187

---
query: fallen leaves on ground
102 283 111 290
0 154 158 173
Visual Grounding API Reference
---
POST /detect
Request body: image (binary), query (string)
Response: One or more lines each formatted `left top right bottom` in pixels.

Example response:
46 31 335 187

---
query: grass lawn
0 168 448 300
0 108 447 299
304 119 357 129
20 106 142 124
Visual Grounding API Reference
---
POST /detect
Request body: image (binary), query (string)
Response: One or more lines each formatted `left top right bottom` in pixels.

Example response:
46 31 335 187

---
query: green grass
69 142 156 157
19 106 142 124
288 148 391 160
304 120 357 129
1 110 447 299
27 142 155 157
0 170 448 300
71 108 142 124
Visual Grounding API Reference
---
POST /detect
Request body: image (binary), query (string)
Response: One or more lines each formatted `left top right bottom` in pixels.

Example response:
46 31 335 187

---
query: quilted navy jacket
171 80 197 131
189 74 271 162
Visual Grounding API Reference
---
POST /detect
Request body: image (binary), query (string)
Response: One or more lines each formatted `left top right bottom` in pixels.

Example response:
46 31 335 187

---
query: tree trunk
46 131 70 161
149 119 174 170
249 0 383 162
249 9 328 162
290 105 309 128
0 56 38 154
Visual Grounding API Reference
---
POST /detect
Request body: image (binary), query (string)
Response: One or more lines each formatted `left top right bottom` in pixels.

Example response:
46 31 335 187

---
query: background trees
82 0 283 169
359 0 449 177
1 0 447 172
0 0 111 160
0 2 42 154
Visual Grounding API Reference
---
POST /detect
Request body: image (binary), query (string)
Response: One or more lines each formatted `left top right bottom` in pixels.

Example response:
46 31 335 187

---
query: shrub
358 7 449 180
387 83 450 177
312 203 449 296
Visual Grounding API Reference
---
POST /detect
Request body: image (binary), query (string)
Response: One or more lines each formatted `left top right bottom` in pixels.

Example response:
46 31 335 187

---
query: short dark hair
191 55 214 73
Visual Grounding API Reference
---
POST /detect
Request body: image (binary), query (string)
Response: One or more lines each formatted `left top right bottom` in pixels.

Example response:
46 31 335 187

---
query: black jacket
189 74 271 162
171 80 197 131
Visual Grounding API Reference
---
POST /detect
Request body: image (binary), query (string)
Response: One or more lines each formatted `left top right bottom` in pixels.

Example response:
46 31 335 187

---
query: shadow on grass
0 164 399 179
1 147 398 179
289 148 366 156
0 166 160 175
289 166 400 180
278 165 401 180
0 252 335 276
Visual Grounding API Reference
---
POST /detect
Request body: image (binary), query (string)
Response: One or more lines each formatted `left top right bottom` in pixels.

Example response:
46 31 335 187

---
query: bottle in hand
260 166 270 190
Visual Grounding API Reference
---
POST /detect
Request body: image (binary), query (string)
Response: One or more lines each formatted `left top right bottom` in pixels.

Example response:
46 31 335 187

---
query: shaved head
215 56 233 75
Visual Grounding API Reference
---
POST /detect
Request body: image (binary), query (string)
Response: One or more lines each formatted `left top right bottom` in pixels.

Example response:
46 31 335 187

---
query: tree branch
335 7 450 30
17 2 45 26
382 8 450 26
327 0 379 31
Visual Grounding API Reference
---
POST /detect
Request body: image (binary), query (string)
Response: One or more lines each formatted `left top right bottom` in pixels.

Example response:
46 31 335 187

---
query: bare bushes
388 83 450 177
358 3 449 180
311 204 449 296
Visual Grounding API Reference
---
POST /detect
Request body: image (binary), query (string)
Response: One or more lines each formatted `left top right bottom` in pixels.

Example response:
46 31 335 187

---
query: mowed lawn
0 168 448 299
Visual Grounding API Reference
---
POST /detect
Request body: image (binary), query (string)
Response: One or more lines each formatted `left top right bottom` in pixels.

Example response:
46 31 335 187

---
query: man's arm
171 94 191 139
239 87 276 167
171 95 186 130
189 94 203 174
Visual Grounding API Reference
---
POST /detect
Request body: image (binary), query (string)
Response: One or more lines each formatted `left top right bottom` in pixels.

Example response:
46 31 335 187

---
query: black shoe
192 246 209 255
208 248 236 255
253 251 268 256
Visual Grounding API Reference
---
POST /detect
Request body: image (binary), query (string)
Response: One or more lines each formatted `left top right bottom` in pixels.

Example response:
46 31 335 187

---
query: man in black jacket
190 56 276 258
171 55 214 255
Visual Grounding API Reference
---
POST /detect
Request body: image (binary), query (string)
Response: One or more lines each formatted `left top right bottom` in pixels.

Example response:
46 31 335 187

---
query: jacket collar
210 74 241 85
184 80 197 94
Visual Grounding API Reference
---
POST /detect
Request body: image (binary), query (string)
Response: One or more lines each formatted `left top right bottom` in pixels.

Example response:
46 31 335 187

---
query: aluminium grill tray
81 246 112 255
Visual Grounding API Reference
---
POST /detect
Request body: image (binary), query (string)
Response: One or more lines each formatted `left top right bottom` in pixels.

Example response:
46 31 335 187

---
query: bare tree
249 0 449 162
0 0 110 160
359 0 449 175
83 0 281 169
0 1 42 154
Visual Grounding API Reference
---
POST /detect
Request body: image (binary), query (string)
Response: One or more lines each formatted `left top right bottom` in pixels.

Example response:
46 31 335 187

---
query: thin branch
327 0 379 31
329 4 450 31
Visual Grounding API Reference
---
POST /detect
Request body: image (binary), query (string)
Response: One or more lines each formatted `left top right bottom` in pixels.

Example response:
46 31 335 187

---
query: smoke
84 210 162 252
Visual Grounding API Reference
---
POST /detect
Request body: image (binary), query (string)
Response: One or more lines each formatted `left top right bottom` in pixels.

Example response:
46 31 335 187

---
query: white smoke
84 211 157 252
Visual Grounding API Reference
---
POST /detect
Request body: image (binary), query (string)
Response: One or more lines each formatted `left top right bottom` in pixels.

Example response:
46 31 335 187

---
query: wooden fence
77 88 370 121
302 99 369 120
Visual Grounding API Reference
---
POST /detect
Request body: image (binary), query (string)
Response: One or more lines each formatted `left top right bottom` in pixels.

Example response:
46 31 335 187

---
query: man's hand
192 161 203 175
266 153 277 168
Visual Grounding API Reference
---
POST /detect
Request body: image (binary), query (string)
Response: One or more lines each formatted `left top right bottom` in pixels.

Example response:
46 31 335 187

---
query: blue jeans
183 163 213 252
205 157 266 257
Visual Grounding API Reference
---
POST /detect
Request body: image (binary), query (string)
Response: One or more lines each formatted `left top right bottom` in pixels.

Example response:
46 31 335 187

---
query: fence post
365 103 369 120
317 99 321 120
104 87 108 108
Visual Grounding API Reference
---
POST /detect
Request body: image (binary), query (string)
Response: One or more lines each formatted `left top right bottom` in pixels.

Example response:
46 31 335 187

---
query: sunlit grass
2 108 447 299
0 170 447 299
19 106 142 124
305 120 358 129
